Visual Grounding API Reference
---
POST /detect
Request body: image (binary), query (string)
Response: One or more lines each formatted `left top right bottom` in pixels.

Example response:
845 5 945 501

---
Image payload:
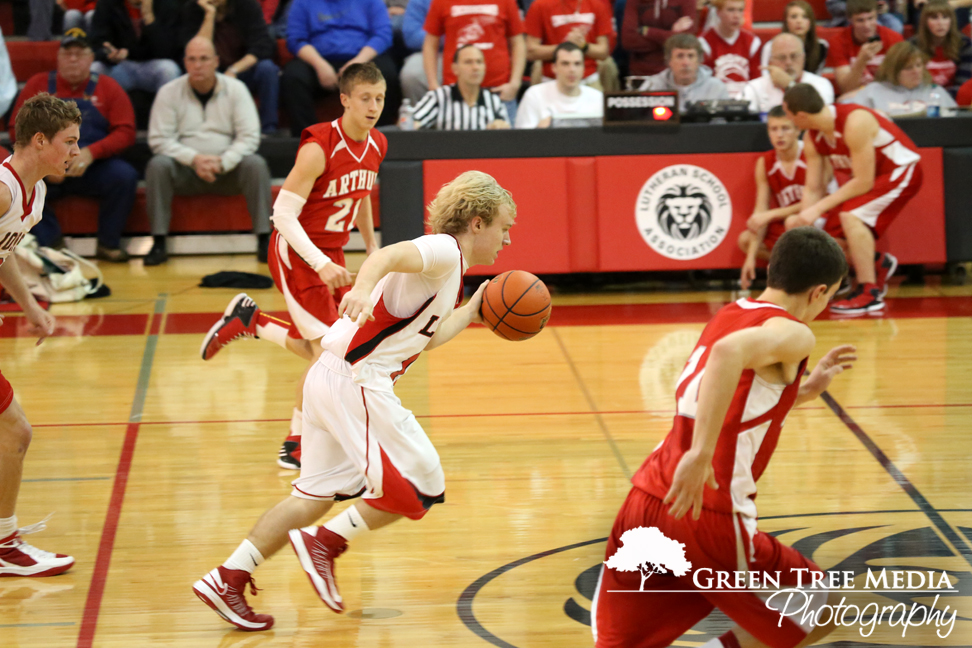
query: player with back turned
593 228 858 648
200 63 387 470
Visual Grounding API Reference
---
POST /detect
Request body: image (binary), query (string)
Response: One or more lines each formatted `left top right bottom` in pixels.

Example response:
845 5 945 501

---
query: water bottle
926 90 941 118
398 99 415 130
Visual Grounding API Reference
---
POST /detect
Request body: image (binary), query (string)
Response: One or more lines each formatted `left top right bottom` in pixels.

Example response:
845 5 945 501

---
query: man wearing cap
8 29 138 262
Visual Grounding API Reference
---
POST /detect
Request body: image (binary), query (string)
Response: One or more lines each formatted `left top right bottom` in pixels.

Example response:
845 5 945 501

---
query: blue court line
821 390 972 568
23 477 111 483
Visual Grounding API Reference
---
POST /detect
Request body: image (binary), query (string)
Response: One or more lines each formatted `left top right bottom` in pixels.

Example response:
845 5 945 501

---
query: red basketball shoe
0 520 74 577
201 293 261 360
874 252 898 298
277 435 301 470
289 526 348 613
193 566 274 631
830 284 885 315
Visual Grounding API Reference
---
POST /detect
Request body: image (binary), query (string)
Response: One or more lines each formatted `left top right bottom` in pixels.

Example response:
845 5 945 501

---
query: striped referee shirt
413 84 510 131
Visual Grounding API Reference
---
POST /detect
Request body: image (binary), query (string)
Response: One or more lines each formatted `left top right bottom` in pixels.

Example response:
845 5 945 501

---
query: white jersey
322 234 467 391
0 157 45 262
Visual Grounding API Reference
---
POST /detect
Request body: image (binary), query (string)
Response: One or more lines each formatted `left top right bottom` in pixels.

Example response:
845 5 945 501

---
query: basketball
480 271 552 341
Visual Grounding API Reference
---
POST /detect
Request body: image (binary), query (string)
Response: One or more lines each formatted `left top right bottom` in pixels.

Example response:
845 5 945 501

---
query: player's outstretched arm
426 280 488 351
338 241 426 327
795 344 857 406
0 231 56 342
664 319 815 520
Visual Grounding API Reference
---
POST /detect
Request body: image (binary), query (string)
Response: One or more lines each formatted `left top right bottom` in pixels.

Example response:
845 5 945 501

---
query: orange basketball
480 270 551 341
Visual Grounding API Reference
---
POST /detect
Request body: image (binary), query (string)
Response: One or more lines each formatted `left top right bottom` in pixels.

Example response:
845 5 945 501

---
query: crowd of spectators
0 0 968 261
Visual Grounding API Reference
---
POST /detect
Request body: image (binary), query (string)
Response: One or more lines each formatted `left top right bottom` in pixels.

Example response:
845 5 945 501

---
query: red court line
148 312 164 336
163 310 292 335
0 313 148 338
76 422 141 648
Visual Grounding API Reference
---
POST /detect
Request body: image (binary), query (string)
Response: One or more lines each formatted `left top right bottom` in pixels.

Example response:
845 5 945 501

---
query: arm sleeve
594 1 617 50
505 0 524 36
514 87 543 128
141 0 181 59
286 0 310 54
423 0 444 38
147 84 200 165
220 80 261 172
87 77 137 159
403 0 431 51
272 190 333 271
240 0 275 60
524 3 543 39
412 89 440 129
413 234 461 279
828 32 849 67
622 0 663 54
365 0 393 54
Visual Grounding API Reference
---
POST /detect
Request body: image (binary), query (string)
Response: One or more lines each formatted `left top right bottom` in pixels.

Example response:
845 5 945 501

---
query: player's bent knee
0 419 33 455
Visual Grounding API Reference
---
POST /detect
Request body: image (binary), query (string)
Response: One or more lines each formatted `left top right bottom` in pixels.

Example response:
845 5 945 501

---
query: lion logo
656 185 712 241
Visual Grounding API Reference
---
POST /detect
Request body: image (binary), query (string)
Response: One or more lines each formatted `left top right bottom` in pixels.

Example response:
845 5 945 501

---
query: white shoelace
1 514 58 560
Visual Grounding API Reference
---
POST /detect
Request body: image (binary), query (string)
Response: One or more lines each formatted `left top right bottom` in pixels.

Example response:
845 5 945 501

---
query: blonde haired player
0 93 80 577
200 63 387 470
193 171 516 631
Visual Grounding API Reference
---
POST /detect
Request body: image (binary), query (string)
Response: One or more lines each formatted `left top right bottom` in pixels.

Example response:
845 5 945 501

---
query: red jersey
925 46 957 88
297 119 388 249
760 145 806 245
632 299 809 519
808 104 921 182
425 0 525 89
699 28 761 97
827 25 903 87
524 0 616 79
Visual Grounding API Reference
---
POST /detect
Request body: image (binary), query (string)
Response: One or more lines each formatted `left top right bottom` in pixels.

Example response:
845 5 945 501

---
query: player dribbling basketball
193 171 516 630
593 228 857 648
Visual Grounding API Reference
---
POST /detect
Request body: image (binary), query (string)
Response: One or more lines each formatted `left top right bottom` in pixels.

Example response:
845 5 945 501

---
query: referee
413 45 511 131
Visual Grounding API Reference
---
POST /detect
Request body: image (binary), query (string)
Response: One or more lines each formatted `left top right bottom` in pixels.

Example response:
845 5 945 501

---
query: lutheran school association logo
635 165 732 260
604 526 959 639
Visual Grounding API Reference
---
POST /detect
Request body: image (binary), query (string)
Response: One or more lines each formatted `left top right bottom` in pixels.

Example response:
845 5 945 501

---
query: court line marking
550 328 631 479
821 390 972 569
0 622 77 628
22 477 111 483
76 294 166 648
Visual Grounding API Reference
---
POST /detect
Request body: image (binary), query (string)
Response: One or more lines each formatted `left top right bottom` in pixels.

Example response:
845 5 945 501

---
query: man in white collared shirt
145 36 270 265
743 33 834 117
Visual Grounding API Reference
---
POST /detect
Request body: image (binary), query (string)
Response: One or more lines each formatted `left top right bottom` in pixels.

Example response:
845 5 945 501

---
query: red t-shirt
524 0 616 79
827 25 903 86
925 46 957 88
956 78 972 106
297 118 388 249
424 0 525 88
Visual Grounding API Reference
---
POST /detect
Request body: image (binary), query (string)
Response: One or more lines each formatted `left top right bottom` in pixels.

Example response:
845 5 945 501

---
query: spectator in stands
621 0 697 77
10 31 138 261
841 40 957 113
145 37 271 265
744 33 834 116
911 0 972 95
525 0 617 89
27 0 56 40
636 33 730 108
830 0 904 94
0 28 16 122
400 0 439 104
414 44 510 129
958 77 972 105
64 0 97 33
387 0 408 39
699 0 762 98
760 1 829 73
180 0 280 136
423 0 526 123
827 0 904 33
517 42 602 127
281 0 399 134
90 0 182 94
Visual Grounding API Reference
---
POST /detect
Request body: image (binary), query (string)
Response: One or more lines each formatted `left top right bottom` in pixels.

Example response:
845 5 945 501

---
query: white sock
323 505 370 543
255 316 290 350
0 516 16 540
223 539 265 574
290 408 302 438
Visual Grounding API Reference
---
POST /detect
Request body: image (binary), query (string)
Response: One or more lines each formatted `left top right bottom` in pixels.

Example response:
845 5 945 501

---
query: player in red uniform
0 94 79 578
593 227 854 648
699 0 761 98
783 83 921 315
738 106 838 290
200 63 386 468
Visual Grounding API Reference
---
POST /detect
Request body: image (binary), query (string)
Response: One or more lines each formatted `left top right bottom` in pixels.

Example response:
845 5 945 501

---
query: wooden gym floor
1 253 971 648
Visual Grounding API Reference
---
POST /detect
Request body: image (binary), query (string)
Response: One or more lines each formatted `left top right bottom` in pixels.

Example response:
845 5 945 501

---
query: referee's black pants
281 54 401 136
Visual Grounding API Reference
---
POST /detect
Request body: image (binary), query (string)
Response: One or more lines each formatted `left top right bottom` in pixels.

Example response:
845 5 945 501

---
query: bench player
193 171 515 630
593 227 855 648
0 94 79 577
783 83 920 315
200 63 386 469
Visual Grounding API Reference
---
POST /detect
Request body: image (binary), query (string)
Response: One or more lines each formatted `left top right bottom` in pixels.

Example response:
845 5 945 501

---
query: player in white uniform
193 170 516 631
0 93 81 577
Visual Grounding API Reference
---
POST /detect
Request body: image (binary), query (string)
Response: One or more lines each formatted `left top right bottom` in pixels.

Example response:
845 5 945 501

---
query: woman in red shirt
910 0 972 95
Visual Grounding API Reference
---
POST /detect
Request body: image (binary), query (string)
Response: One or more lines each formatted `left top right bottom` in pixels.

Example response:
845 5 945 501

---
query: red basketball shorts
0 369 13 414
826 162 923 240
291 352 445 520
267 230 350 340
593 488 828 648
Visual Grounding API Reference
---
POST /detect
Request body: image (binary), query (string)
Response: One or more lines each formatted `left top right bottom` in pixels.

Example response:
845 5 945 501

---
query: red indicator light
653 106 673 121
